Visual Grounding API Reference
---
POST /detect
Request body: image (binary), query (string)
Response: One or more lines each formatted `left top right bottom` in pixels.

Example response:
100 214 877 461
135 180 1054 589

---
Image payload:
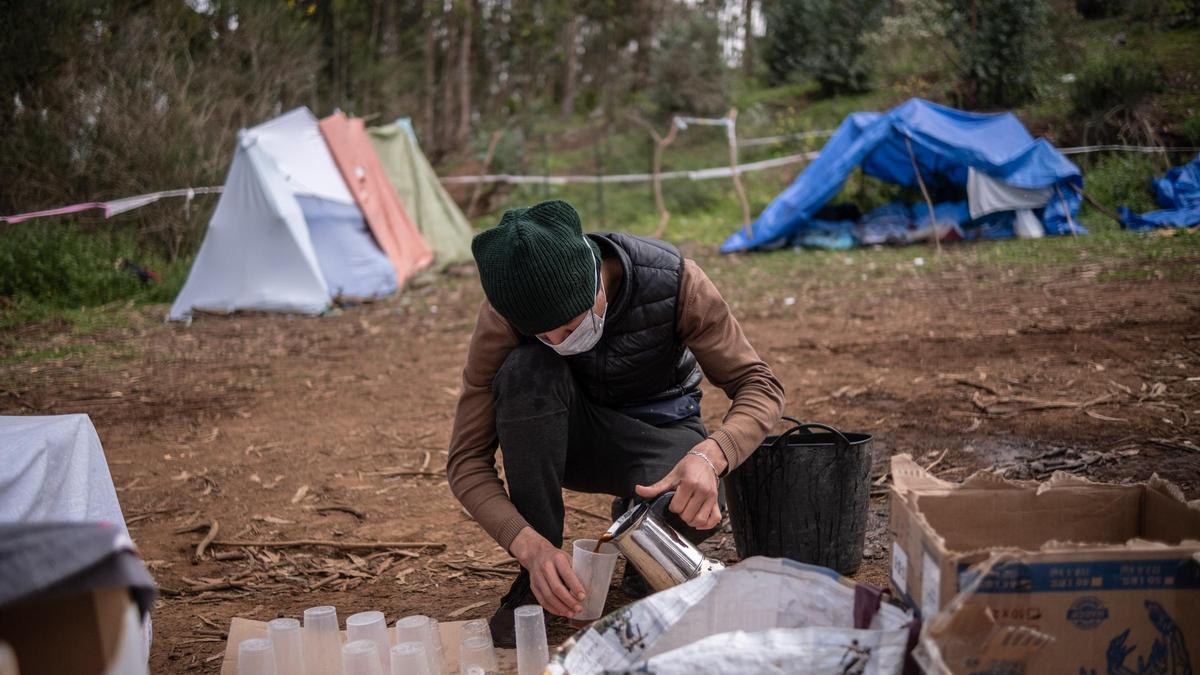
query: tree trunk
454 0 473 152
421 2 437 155
742 0 754 78
559 14 579 120
438 3 457 154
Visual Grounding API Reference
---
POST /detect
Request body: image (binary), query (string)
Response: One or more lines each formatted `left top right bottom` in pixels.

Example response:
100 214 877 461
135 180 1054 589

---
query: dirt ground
2 244 1199 673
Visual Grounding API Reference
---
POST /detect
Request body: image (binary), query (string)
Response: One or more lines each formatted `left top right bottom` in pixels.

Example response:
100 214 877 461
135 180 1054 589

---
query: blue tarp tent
1119 154 1200 230
721 99 1085 253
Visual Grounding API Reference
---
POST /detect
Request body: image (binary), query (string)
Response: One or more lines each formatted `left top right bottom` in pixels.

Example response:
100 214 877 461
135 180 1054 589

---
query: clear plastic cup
238 637 278 675
571 539 619 622
347 611 390 672
514 605 549 675
390 642 431 675
458 636 496 675
459 620 496 672
395 615 441 675
267 617 306 675
342 639 384 675
304 606 344 675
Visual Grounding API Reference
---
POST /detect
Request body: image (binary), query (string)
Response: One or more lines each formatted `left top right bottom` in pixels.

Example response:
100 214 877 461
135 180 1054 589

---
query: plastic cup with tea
571 538 619 622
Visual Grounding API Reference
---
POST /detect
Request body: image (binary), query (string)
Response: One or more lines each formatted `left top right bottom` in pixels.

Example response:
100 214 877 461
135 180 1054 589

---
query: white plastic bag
550 557 914 675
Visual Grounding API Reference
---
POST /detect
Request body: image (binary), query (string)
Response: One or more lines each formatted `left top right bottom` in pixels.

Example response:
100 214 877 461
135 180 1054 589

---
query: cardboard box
221 616 519 674
888 454 1200 674
0 586 146 675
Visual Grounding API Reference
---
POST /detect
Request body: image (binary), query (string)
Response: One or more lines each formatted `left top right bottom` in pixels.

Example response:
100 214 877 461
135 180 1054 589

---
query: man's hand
509 527 586 617
634 438 726 531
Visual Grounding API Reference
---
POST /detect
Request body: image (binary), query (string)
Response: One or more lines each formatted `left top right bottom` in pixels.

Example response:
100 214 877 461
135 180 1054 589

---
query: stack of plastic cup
342 640 384 675
304 606 344 675
267 618 306 675
460 620 497 673
395 615 441 675
389 642 432 675
458 636 496 675
347 611 390 672
571 539 619 623
514 605 550 675
238 638 278 675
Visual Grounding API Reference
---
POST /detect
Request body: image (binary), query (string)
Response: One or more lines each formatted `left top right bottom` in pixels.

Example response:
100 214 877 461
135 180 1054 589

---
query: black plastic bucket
725 418 873 575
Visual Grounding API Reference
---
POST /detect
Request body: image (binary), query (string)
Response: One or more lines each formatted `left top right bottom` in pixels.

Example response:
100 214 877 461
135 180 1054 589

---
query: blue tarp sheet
721 98 1084 253
1119 154 1200 230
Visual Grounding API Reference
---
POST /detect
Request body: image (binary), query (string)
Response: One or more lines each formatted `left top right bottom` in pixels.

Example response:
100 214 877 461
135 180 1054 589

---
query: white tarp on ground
0 415 128 538
551 557 913 675
967 167 1054 239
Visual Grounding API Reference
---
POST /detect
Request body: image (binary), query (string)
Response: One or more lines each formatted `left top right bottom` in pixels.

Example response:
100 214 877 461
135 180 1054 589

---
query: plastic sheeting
1120 153 1200 229
721 98 1083 252
0 415 128 538
320 112 433 288
550 557 913 675
368 119 474 269
298 196 398 300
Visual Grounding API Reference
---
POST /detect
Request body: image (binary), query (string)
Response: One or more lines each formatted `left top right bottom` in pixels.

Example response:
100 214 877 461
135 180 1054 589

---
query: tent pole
1055 185 1078 238
905 136 942 255
1068 183 1124 226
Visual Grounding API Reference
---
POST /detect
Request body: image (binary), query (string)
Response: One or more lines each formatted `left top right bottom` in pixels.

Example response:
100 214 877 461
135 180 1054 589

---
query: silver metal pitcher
602 491 725 592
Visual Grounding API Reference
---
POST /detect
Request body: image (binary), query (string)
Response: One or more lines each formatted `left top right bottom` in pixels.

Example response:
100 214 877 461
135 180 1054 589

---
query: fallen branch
973 392 1114 416
209 539 447 551
448 600 490 618
565 504 610 522
952 378 1001 396
313 505 367 520
193 520 219 564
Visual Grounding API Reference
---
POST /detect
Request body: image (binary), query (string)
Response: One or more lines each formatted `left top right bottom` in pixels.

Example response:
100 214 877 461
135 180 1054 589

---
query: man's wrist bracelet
687 450 720 478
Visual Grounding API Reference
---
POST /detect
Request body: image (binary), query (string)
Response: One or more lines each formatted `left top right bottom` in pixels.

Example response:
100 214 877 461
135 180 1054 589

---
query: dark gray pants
493 344 721 549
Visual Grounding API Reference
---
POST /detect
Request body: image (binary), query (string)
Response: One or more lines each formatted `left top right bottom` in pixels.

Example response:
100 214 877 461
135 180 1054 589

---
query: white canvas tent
169 108 398 320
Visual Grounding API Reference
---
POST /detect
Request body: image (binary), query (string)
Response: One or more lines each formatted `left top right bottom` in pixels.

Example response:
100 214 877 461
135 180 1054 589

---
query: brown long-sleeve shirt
446 258 785 551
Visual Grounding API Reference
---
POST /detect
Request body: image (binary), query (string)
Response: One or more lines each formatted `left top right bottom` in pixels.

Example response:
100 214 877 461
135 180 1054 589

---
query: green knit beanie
472 200 601 336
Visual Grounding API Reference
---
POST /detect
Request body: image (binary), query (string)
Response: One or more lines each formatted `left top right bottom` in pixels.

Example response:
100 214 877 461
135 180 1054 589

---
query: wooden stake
727 108 752 230
1055 185 1078 237
627 113 680 238
905 136 942 255
466 130 502 219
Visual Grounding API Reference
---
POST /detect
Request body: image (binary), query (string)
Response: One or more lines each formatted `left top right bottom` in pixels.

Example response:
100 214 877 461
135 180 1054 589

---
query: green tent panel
367 118 474 269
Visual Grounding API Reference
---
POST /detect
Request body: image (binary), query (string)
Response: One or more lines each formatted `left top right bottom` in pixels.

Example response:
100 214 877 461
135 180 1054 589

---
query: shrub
763 0 886 96
0 223 183 310
1075 0 1127 19
946 0 1049 107
1069 53 1166 135
649 9 729 116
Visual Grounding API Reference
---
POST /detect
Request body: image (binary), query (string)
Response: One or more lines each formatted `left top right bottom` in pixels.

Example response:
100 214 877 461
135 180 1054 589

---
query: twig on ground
209 538 447 551
193 520 219 563
448 600 490 618
565 504 611 522
312 505 367 520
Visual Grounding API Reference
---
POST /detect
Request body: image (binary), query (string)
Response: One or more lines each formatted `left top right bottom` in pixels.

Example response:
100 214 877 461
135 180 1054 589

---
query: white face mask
538 246 606 356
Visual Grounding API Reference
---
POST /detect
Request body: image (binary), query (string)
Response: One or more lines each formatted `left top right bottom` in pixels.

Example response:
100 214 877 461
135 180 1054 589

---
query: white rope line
5 143 1196 223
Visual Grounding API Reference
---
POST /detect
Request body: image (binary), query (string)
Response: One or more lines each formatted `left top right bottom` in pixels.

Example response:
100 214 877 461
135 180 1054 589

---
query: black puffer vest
561 233 702 407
